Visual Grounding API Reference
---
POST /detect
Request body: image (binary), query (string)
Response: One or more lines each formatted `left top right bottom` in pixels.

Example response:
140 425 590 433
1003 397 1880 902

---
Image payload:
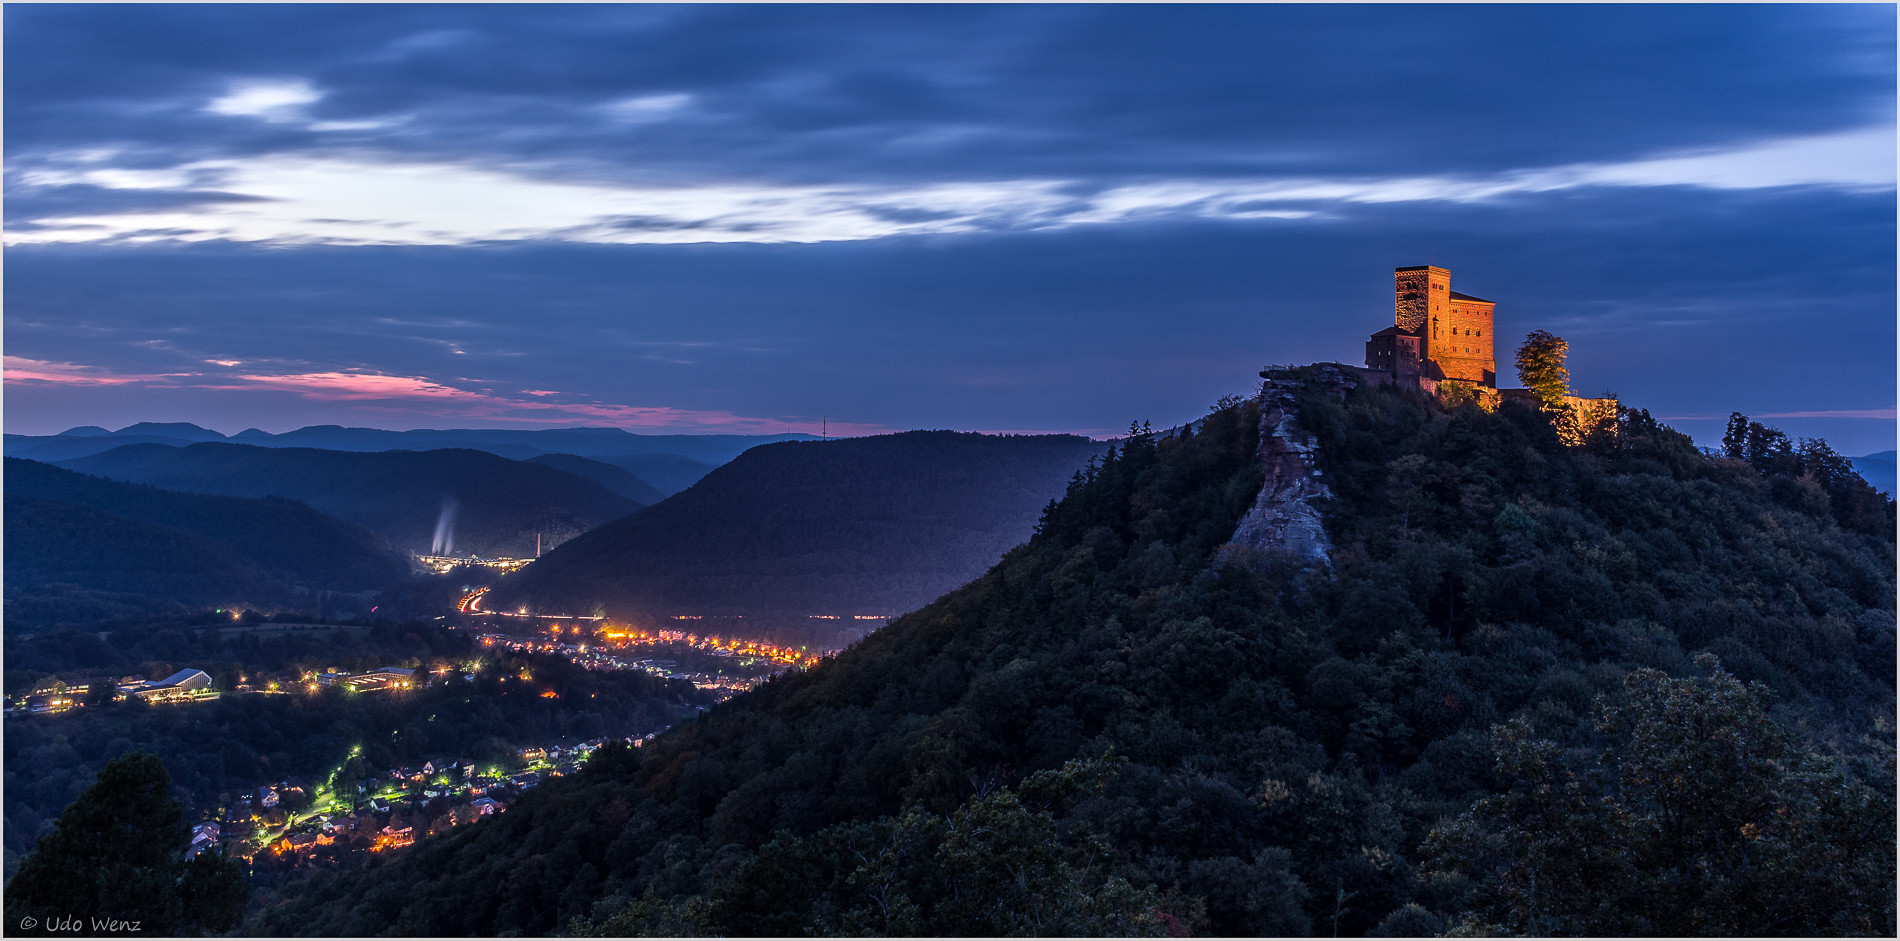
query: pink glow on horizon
6 357 908 434
4 356 190 386
5 357 1122 438
218 371 476 401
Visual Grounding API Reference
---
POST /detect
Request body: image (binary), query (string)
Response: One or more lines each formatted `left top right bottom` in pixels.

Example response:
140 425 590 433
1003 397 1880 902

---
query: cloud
602 93 692 122
215 370 477 401
1756 408 1896 419
8 125 1891 247
3 356 188 385
3 356 895 433
206 79 323 122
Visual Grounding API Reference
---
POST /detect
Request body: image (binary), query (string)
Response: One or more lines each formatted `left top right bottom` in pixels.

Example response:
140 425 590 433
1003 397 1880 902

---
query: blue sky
6 4 1894 453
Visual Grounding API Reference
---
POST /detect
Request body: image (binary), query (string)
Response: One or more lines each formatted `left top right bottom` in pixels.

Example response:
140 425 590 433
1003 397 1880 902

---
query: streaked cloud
1757 408 1897 420
3 356 896 433
8 125 1891 247
3 356 182 385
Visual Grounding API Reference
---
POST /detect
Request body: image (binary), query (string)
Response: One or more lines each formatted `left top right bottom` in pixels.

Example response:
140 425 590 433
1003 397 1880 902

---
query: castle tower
1368 265 1497 388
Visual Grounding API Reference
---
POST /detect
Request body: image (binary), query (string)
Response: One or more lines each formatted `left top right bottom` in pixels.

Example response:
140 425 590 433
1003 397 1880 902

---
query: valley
5 375 1892 937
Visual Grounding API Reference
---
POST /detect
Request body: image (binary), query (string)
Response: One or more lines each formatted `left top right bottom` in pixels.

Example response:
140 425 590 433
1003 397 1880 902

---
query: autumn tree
1514 329 1571 409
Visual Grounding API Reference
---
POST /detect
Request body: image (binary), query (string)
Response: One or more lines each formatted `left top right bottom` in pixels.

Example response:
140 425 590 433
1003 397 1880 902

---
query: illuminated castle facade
1365 265 1496 389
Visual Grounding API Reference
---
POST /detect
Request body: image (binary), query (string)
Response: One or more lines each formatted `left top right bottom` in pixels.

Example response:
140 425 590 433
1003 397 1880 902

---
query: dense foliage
4 458 410 628
5 752 250 936
491 431 1104 625
246 371 1892 936
1425 657 1893 936
55 443 642 557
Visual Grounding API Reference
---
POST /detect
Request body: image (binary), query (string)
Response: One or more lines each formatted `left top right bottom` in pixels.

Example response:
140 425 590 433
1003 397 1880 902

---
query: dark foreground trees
1426 656 1895 936
4 752 249 937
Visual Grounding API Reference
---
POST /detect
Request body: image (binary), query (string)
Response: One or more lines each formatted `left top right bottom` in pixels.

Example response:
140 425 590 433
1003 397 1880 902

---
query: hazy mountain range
54 443 644 559
5 424 760 498
4 457 410 627
1851 450 1895 496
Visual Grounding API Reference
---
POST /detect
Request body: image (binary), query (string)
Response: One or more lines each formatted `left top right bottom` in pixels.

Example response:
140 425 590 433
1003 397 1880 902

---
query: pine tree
4 752 250 936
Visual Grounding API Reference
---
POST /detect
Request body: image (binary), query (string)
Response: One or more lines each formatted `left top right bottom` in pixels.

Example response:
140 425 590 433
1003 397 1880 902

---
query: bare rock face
1226 364 1358 564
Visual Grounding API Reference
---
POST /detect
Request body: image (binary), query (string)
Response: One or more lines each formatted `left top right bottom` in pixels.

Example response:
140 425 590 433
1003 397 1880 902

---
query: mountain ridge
253 373 1893 936
488 430 1106 636
4 457 411 626
53 443 643 558
7 423 821 466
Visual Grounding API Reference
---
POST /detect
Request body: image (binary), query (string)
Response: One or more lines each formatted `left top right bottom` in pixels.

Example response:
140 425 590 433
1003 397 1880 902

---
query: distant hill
487 431 1104 629
5 433 209 462
524 453 667 504
3 458 410 627
591 453 717 496
54 443 643 558
4 422 818 465
1853 450 1895 496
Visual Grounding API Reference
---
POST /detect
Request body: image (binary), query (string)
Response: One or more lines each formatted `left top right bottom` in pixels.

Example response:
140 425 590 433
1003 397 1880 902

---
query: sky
5 4 1895 454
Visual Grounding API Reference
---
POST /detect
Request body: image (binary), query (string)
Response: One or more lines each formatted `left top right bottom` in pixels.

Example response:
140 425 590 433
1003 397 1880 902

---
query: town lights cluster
597 627 819 666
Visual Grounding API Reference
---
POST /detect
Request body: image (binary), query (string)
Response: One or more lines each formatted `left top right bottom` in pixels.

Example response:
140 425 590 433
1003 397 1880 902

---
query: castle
1359 264 1615 435
1364 265 1496 391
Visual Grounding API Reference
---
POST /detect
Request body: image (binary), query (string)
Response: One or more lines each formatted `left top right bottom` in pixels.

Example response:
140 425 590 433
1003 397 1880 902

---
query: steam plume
431 495 460 554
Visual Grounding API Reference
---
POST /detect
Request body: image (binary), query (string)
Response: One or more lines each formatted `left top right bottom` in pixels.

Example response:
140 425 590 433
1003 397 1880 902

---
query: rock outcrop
1226 364 1358 563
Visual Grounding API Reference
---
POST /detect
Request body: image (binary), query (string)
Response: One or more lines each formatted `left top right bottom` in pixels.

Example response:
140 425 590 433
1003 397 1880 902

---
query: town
2 602 855 884
225 734 665 876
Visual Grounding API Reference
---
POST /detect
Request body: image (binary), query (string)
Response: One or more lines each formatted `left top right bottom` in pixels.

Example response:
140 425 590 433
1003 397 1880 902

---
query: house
188 821 222 857
258 787 279 808
65 676 117 698
25 693 75 714
518 747 547 762
375 824 415 850
346 667 415 692
470 797 500 816
128 669 218 704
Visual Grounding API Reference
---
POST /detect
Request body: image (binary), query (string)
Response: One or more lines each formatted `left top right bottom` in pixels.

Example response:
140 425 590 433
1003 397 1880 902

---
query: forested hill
250 374 1894 938
485 431 1105 627
55 443 643 558
3 458 410 627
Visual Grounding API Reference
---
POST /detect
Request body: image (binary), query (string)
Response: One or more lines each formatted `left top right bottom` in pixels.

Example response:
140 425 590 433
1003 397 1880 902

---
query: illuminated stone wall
1392 265 1495 387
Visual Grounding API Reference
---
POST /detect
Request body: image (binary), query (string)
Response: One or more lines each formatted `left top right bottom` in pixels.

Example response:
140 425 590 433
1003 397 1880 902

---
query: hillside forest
491 430 1105 626
244 370 1895 936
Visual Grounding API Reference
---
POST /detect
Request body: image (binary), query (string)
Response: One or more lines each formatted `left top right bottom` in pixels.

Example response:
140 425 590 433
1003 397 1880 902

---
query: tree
1425 657 1895 936
4 752 250 937
1514 330 1570 409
